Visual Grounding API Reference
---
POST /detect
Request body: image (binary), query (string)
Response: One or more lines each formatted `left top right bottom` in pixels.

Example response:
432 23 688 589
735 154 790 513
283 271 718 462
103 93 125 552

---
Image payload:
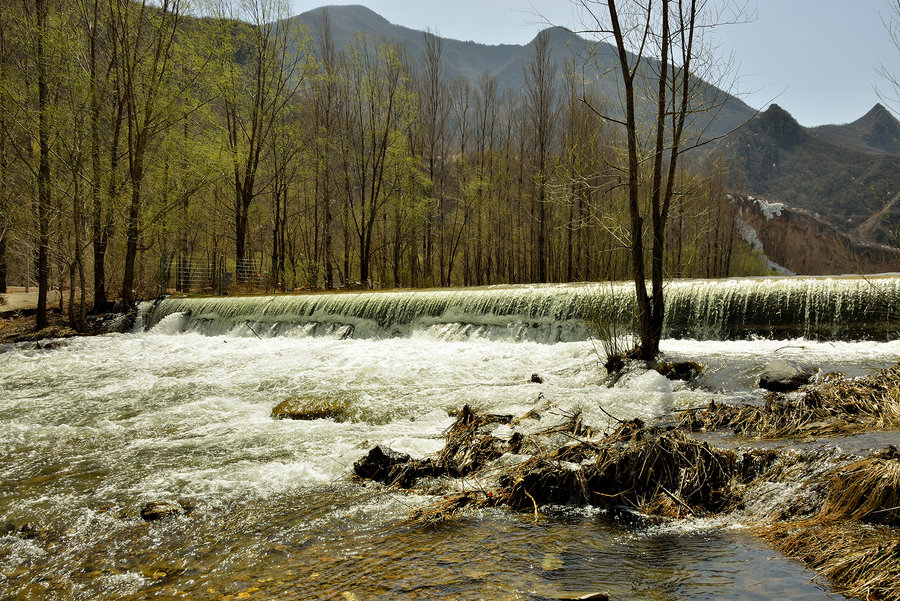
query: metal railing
158 256 271 295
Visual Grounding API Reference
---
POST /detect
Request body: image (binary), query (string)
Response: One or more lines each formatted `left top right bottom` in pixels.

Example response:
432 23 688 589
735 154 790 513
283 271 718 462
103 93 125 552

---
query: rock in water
271 395 346 420
759 360 816 392
656 361 702 381
140 501 184 521
353 446 411 482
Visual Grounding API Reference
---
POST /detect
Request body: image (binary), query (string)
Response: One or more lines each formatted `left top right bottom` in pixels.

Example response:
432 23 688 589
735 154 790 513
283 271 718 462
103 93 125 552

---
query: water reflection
1 491 840 600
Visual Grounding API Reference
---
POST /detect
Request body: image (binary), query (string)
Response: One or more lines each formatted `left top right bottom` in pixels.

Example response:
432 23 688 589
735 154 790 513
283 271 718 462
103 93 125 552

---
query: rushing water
3 279 900 600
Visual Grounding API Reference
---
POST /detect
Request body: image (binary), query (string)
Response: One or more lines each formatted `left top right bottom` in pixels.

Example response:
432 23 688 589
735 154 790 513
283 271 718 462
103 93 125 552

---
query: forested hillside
0 0 772 328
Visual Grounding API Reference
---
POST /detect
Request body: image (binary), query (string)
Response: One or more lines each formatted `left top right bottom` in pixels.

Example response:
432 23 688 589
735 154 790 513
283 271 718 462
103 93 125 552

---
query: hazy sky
289 0 900 127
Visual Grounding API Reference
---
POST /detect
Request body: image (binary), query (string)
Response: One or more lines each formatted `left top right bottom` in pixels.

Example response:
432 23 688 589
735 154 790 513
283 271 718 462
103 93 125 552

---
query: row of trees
0 0 768 335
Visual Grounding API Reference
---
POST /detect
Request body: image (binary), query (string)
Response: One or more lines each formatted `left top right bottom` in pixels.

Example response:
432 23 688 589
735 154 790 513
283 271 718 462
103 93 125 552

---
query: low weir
144 274 900 342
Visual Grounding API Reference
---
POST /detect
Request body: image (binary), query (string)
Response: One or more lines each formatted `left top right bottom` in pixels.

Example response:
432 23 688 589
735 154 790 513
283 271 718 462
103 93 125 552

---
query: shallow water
3 324 897 599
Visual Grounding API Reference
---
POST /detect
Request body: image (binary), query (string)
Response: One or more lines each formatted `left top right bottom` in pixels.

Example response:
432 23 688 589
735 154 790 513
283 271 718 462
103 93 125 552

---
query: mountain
809 103 900 156
717 103 900 249
736 196 900 275
291 5 756 138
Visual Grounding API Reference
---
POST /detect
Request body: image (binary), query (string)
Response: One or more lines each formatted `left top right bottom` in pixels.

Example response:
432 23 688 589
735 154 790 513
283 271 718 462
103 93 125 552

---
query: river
2 280 898 599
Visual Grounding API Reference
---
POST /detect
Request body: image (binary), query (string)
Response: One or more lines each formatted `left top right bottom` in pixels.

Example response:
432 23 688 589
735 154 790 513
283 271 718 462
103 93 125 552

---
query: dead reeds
756 444 900 601
760 523 900 601
354 370 900 601
679 361 900 438
816 446 900 526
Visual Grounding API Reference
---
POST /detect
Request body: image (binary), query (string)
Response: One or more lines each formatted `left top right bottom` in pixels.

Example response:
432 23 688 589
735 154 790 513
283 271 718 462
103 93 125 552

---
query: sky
289 0 900 127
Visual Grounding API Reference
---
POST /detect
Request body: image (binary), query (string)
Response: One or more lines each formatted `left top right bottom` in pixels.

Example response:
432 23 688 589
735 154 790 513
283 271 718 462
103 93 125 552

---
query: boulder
759 360 816 392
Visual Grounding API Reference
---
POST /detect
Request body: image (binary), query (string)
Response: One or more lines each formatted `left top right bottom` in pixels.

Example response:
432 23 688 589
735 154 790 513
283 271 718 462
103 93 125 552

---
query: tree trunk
36 0 51 330
120 178 142 306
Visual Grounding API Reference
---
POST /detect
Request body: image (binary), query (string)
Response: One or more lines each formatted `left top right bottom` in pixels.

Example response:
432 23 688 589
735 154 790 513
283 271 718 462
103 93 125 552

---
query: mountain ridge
290 4 754 138
717 101 900 250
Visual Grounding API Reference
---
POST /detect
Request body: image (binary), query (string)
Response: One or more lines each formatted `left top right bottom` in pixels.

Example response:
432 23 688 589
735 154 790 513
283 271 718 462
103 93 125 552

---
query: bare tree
0 0 9 295
336 35 417 285
312 8 338 288
575 0 741 359
879 1 900 110
34 0 52 327
417 29 449 287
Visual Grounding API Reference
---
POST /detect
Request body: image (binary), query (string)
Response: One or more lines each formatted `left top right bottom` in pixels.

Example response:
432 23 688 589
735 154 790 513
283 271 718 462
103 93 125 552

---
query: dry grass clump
356 402 899 601
438 405 513 477
406 491 492 527
806 363 900 428
759 523 900 601
816 446 900 526
679 361 900 438
361 407 777 521
496 430 761 519
755 444 900 601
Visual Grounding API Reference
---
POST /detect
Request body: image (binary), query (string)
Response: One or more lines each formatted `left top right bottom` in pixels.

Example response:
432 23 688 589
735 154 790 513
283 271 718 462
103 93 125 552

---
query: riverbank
0 287 132 343
0 287 75 343
0 310 78 344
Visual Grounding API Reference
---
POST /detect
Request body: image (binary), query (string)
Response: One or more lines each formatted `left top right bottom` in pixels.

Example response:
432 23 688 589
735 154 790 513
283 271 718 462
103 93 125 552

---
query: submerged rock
271 395 347 421
759 360 816 392
2 521 49 540
656 361 702 381
140 501 184 521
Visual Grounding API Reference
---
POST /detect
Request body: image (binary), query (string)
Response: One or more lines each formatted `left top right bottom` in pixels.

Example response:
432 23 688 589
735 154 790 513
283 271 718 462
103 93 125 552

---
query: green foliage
0 2 784 302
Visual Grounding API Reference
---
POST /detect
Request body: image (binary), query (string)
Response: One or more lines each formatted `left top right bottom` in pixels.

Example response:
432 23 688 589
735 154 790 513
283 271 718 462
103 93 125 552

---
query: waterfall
144 275 900 342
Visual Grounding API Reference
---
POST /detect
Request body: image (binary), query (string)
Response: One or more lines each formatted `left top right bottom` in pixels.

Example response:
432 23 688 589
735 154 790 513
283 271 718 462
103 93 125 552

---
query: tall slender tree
576 0 740 358
523 30 557 283
0 0 9 295
337 35 417 284
111 0 186 305
213 0 309 277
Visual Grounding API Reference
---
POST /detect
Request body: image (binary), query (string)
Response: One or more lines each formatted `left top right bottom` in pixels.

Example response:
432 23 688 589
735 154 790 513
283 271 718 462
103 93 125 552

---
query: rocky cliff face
736 196 900 275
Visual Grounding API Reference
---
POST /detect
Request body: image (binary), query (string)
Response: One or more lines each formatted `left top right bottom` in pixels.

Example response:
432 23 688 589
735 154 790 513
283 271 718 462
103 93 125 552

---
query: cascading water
145 275 900 342
2 276 899 600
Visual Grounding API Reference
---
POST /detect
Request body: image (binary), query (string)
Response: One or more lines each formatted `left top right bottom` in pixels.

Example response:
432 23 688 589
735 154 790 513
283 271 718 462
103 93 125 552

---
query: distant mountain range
291 5 756 139
294 5 900 272
715 103 900 248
